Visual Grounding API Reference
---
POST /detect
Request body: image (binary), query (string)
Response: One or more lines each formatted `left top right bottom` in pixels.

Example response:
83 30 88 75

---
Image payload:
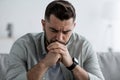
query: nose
56 32 63 41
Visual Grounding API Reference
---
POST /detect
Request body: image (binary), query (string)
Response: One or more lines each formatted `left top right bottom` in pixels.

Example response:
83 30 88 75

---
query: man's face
41 15 75 45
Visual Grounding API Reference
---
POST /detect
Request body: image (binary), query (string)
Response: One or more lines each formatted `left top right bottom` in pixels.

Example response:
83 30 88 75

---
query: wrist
66 58 78 71
39 59 49 69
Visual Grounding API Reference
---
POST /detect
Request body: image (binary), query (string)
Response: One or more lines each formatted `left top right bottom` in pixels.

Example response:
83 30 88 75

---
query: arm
27 50 61 80
47 41 105 80
27 60 48 80
72 65 89 80
79 41 105 80
6 41 28 80
47 42 89 80
6 39 61 80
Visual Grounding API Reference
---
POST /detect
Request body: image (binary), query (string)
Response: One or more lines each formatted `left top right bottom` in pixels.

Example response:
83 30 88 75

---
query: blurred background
0 0 120 53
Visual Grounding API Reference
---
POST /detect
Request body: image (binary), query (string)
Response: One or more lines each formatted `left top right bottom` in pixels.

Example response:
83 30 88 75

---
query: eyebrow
49 27 72 33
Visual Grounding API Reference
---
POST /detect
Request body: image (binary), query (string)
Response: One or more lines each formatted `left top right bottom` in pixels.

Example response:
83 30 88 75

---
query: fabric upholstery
97 52 120 80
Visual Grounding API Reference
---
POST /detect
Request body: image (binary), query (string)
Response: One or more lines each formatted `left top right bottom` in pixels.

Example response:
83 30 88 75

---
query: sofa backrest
97 52 120 80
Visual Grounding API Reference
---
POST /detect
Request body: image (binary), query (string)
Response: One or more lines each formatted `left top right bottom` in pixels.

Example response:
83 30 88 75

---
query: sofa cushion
97 52 120 80
0 54 9 80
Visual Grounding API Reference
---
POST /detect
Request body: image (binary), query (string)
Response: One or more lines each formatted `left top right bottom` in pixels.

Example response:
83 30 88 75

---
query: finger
48 48 65 55
48 50 62 60
48 47 68 57
47 42 59 48
47 41 66 49
47 42 66 51
48 47 65 52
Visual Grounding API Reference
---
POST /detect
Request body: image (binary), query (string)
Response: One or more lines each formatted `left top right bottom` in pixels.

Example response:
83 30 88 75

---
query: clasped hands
43 41 73 68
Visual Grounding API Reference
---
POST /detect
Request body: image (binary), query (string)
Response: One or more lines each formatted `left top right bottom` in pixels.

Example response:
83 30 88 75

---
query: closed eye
49 27 72 34
49 27 59 33
63 30 71 34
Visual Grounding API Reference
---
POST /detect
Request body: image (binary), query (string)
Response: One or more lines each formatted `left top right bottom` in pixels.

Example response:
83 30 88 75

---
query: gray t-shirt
6 32 105 80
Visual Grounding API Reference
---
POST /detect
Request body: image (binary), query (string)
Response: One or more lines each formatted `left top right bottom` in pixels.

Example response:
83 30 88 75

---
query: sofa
97 52 120 80
0 52 120 80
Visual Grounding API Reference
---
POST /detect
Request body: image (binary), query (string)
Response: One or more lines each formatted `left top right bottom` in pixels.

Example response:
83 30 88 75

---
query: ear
41 19 46 31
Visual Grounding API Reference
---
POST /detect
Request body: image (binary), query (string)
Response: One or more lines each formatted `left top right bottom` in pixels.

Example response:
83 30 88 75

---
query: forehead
47 15 74 30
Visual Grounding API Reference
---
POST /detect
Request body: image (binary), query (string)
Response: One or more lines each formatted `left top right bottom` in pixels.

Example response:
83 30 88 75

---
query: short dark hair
45 0 76 22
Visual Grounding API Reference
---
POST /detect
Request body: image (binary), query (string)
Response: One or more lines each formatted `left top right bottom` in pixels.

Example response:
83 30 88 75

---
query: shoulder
71 33 91 46
72 33 96 62
10 32 44 52
15 32 43 44
71 33 94 54
9 32 44 57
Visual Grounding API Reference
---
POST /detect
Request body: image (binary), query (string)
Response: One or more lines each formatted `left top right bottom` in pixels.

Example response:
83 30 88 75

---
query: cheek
47 33 54 39
45 30 55 40
64 33 72 42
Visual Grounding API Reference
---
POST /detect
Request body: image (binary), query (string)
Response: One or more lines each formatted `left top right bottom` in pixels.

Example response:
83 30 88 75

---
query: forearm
27 60 49 80
72 65 89 80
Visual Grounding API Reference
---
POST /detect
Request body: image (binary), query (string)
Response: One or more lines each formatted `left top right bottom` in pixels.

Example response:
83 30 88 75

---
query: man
6 0 105 80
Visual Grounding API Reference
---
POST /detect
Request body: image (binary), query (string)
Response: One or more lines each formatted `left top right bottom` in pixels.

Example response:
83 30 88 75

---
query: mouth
44 33 66 46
